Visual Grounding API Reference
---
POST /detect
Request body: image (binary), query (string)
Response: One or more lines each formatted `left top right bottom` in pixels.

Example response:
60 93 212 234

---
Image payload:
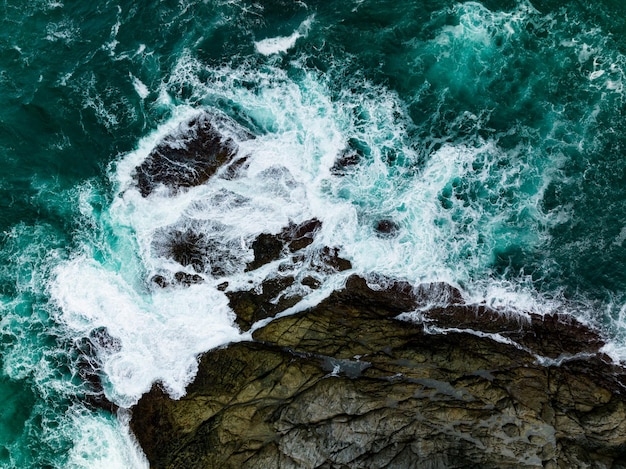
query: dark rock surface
225 218 351 331
151 272 204 288
75 327 121 414
133 112 248 197
226 275 301 331
246 232 285 272
331 138 367 175
130 275 626 468
245 219 322 272
315 246 352 272
153 221 243 277
374 219 399 237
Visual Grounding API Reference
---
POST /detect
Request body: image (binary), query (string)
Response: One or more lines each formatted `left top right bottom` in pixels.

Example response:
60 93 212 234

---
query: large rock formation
130 275 626 468
127 111 626 467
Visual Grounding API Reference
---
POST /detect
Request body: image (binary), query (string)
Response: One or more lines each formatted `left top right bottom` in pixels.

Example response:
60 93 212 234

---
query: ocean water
1 0 626 466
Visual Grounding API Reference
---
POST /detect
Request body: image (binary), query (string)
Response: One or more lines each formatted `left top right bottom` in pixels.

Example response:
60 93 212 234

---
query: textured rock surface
130 276 626 468
225 218 353 331
133 112 248 197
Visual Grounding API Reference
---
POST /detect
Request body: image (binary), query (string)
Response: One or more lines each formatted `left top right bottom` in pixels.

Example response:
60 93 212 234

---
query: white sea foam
45 19 79 44
130 74 150 99
50 257 240 406
434 1 537 51
65 409 148 469
254 15 314 55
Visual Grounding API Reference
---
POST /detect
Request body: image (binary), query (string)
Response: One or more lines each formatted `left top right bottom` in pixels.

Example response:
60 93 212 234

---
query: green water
1 0 626 466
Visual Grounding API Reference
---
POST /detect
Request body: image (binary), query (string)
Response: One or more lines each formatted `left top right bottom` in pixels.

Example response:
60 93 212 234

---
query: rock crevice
130 275 626 469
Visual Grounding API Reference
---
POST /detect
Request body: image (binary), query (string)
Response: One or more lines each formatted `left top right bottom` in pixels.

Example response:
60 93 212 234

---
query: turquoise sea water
1 0 626 466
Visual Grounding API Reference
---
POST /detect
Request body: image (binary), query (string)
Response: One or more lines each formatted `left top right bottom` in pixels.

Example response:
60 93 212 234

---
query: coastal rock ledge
130 276 626 469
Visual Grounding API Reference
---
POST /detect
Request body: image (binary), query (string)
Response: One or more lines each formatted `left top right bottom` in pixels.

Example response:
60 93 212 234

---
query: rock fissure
130 274 626 468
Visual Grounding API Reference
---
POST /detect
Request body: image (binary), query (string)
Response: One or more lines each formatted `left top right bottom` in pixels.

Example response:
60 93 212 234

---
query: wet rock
423 306 605 359
131 276 626 468
315 246 352 272
301 276 321 289
284 218 322 252
133 113 245 197
89 327 122 353
174 271 204 286
157 229 208 272
525 312 605 358
220 155 249 180
151 272 204 288
335 274 417 315
230 243 352 329
245 233 284 272
151 274 169 288
331 138 367 175
245 219 322 272
154 217 323 282
226 275 301 331
331 150 360 174
75 327 121 414
153 222 242 277
413 281 464 305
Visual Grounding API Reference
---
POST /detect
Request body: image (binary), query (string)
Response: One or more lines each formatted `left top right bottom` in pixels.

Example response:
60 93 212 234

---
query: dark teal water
1 0 626 466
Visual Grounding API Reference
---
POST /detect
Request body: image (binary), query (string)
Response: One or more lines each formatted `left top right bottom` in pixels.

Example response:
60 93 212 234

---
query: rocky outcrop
221 218 351 331
130 275 626 468
245 219 322 272
133 112 249 197
226 275 301 331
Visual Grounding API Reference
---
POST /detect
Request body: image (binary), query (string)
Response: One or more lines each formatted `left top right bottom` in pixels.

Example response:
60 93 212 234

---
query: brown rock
315 246 352 273
245 219 322 272
130 276 626 468
423 307 605 359
245 232 284 271
284 219 322 252
226 275 301 331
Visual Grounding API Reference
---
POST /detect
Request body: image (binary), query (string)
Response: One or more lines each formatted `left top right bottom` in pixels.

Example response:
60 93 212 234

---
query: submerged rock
331 137 368 175
374 219 399 237
130 275 626 468
74 327 121 414
153 221 243 277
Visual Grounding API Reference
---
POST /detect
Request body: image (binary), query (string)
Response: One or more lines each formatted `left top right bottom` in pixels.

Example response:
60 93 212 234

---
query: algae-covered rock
130 276 626 468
